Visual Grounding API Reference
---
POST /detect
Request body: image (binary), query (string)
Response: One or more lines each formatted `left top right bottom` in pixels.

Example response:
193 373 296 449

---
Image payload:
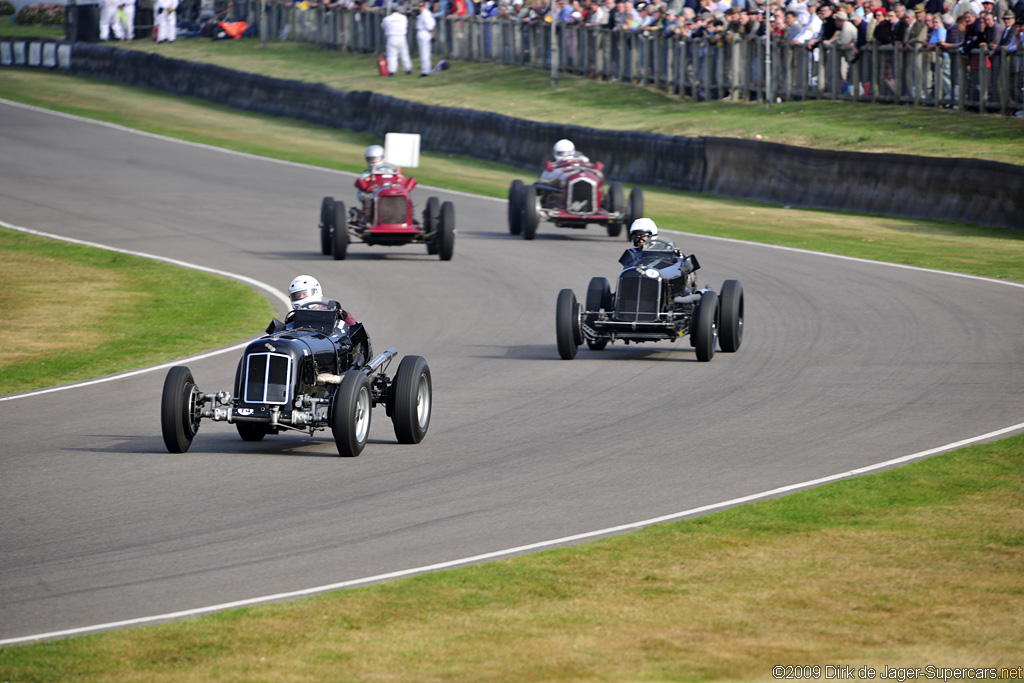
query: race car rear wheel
331 370 372 457
693 291 719 362
522 185 539 240
391 355 432 444
424 196 440 255
627 187 644 233
508 180 524 236
585 277 612 351
161 366 202 453
438 201 455 261
556 288 581 360
320 196 334 256
332 201 349 261
606 182 625 238
718 279 744 353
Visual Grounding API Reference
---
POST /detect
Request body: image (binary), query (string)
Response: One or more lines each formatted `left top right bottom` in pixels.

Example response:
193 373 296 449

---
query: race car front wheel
332 201 349 261
332 370 372 457
556 288 581 360
508 180 523 236
161 366 202 453
320 196 334 256
693 291 719 362
391 355 432 444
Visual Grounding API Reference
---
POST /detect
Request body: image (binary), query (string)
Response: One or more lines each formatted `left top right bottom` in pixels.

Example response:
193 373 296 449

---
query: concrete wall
6 39 1023 230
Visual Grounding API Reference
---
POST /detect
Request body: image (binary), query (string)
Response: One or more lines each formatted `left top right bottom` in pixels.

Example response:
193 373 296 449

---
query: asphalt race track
2 100 1023 642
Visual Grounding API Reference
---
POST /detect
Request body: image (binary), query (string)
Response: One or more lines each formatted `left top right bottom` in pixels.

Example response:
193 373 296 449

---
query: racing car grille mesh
567 178 595 214
616 275 660 322
243 353 292 405
378 196 407 225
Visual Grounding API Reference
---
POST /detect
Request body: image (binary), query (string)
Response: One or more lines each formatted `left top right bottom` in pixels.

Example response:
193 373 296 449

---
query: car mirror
682 254 700 273
593 161 604 172
266 318 285 335
543 160 553 171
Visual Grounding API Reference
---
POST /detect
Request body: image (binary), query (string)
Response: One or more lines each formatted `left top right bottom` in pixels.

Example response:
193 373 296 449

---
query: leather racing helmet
289 275 324 309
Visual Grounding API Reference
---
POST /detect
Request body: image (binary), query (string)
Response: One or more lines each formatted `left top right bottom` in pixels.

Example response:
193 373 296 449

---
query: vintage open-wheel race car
507 159 643 240
555 238 744 361
319 171 455 261
160 307 432 457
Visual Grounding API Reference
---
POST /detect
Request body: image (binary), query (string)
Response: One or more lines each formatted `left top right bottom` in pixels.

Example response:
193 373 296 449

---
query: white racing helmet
629 217 658 247
289 275 323 309
364 145 384 166
553 139 575 161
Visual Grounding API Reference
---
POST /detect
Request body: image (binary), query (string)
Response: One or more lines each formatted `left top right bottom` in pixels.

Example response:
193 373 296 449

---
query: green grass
1 435 1021 680
0 227 275 395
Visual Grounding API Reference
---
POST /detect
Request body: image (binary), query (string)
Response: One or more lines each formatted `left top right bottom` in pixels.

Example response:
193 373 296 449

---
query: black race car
160 306 431 457
555 238 744 361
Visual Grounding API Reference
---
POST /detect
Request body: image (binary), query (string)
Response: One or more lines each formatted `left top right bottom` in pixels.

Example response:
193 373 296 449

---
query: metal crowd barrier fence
179 1 1024 115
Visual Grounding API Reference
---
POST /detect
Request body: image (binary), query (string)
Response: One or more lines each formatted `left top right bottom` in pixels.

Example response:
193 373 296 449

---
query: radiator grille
378 196 407 225
616 274 660 322
243 353 292 405
567 178 595 214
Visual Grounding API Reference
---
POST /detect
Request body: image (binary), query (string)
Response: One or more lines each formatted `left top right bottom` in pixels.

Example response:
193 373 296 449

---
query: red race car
319 165 455 261
507 157 643 241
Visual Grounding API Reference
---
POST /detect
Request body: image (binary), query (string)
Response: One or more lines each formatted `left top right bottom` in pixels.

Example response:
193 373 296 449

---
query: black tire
424 196 440 255
556 288 580 360
718 279 744 353
236 422 269 442
320 196 334 256
606 182 625 238
438 201 455 261
508 179 523 236
694 291 718 362
627 187 644 228
161 366 201 453
585 277 611 351
522 184 539 240
331 370 372 457
332 200 348 261
391 355 432 444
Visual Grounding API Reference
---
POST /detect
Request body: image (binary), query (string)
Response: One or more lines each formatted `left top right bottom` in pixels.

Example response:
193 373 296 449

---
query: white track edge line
3 420 1022 646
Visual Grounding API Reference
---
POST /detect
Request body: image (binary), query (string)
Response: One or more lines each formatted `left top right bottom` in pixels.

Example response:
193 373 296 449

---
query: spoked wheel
694 291 719 362
627 187 644 228
584 276 611 351
331 370 372 457
718 279 744 353
556 288 581 360
332 200 348 260
606 182 625 238
424 196 440 255
391 355 432 444
438 201 455 261
161 366 202 453
320 196 334 256
522 185 539 240
508 179 523 236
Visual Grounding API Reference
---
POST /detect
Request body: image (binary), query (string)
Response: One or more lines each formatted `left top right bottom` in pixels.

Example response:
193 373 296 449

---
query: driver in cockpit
629 217 660 249
286 274 357 329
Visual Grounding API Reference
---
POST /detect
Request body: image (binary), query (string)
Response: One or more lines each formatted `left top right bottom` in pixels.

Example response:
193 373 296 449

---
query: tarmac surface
2 100 1023 642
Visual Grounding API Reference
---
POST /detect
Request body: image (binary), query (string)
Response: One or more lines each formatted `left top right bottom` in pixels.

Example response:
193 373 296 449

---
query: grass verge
1 435 1021 680
0 226 275 395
